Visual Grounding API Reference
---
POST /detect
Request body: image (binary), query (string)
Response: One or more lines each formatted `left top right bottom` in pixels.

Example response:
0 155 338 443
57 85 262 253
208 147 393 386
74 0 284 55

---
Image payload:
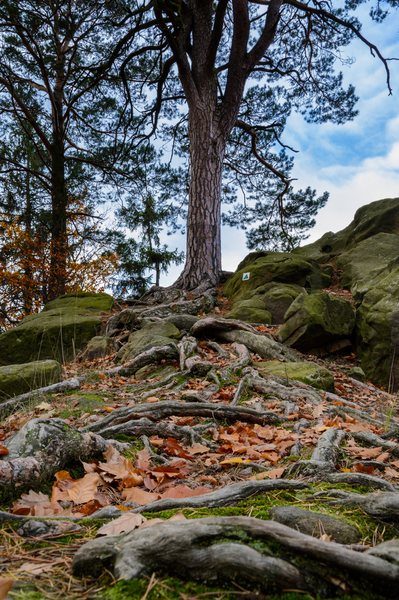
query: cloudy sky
162 6 399 285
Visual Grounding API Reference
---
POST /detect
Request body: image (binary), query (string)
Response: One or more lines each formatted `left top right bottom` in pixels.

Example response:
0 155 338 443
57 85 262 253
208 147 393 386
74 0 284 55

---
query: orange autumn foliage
0 196 119 330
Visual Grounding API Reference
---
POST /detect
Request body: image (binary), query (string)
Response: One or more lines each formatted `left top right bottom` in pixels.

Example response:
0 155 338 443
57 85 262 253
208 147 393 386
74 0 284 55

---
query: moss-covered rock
278 292 355 352
269 506 361 544
81 336 113 361
355 260 399 389
261 282 305 324
294 197 399 262
0 360 62 400
346 366 367 384
226 295 272 324
0 292 114 366
335 233 399 289
254 360 335 392
42 291 114 315
117 321 180 363
223 252 330 303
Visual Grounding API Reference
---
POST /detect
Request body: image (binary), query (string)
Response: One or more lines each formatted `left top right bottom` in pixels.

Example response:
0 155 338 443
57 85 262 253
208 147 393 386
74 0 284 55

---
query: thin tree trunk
49 140 67 300
49 39 68 301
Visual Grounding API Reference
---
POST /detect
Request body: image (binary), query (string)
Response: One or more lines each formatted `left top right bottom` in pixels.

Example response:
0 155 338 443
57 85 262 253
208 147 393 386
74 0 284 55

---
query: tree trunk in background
49 140 67 300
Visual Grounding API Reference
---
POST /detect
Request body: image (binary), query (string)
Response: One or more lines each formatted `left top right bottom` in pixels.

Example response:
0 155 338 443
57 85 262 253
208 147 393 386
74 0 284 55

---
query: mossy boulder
294 197 399 262
0 360 62 400
269 506 361 544
355 260 399 389
346 366 367 384
81 336 113 361
117 321 180 363
278 292 355 352
335 233 399 289
223 252 330 304
226 296 272 324
42 292 114 315
261 282 305 324
254 360 335 392
0 292 114 366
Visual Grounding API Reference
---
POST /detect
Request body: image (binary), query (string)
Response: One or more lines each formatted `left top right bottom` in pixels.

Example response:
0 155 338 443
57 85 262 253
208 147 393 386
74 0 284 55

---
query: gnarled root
0 418 127 502
72 516 399 598
83 400 280 437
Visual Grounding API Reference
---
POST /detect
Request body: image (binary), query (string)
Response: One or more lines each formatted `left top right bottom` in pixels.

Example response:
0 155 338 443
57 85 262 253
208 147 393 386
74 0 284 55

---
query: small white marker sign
242 272 250 281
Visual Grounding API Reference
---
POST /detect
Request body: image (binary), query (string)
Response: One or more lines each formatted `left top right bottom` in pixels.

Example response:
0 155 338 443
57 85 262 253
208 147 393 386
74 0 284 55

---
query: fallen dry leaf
348 446 383 459
11 490 52 516
185 443 210 455
385 467 399 478
97 512 146 536
18 559 64 575
250 467 285 480
0 578 13 600
160 484 211 499
163 438 193 460
313 401 327 418
0 444 9 455
68 473 99 504
122 487 160 505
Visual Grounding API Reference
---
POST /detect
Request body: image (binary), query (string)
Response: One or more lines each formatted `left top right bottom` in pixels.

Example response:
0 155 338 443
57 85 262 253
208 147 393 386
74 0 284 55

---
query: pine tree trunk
49 45 68 302
49 140 67 301
174 110 224 290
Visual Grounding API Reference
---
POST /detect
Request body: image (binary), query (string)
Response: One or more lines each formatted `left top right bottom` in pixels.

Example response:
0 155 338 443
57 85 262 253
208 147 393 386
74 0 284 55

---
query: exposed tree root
93 416 217 446
83 400 280 437
108 344 179 376
0 418 127 501
0 377 81 418
286 427 346 477
316 488 399 521
248 375 324 406
71 516 399 598
131 479 310 514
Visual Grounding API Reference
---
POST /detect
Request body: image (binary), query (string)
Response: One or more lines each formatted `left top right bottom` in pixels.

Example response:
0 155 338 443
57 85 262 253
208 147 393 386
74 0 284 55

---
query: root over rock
72 516 399 599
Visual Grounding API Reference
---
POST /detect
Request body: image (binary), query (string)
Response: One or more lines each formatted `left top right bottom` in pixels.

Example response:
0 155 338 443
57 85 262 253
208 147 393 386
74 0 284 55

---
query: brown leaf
160 484 211 499
313 402 327 419
79 499 108 516
0 444 9 455
139 517 164 528
97 512 147 536
18 559 64 575
82 461 99 473
184 443 210 455
11 490 51 516
163 438 193 460
68 473 99 505
250 467 285 480
385 466 399 478
148 435 164 447
353 446 383 459
376 452 390 463
121 487 160 505
0 578 13 600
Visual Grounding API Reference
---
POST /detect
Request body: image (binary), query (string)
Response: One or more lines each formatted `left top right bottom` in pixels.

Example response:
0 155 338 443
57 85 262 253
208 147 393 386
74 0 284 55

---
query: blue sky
162 6 399 285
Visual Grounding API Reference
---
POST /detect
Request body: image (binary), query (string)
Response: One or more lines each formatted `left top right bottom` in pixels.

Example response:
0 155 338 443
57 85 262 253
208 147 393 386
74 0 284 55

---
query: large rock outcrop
0 292 113 366
294 197 399 389
224 252 331 304
0 360 62 400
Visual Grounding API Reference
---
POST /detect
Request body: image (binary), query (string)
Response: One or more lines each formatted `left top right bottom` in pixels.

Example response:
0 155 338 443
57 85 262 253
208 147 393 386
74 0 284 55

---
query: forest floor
0 288 398 600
